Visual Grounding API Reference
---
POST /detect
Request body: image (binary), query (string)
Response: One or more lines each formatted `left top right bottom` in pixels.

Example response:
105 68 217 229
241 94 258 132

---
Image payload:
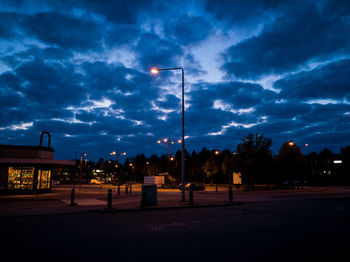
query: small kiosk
0 131 75 194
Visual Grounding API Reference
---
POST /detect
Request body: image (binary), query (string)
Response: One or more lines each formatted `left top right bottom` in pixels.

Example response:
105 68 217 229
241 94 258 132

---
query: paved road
1 197 349 261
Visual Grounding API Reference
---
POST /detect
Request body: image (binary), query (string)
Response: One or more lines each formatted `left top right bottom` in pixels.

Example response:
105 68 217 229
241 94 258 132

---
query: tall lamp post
79 152 87 191
110 151 126 181
151 67 186 201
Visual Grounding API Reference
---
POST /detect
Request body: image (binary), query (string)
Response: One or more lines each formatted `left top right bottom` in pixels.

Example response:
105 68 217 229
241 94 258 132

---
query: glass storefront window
8 167 34 190
37 170 51 189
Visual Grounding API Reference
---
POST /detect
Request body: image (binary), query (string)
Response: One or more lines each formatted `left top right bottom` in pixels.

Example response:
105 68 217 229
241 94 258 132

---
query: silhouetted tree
221 150 237 184
275 142 307 185
236 133 273 186
204 154 220 184
134 154 147 181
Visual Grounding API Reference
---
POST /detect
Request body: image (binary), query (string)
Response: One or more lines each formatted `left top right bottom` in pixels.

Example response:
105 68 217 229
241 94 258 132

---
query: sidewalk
1 185 350 218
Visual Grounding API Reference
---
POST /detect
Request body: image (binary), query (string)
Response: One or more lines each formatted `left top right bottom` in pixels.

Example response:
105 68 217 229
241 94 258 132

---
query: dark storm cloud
191 81 275 108
3 46 73 70
205 0 266 27
105 25 140 48
165 15 212 45
135 32 184 70
74 0 152 24
22 12 104 51
220 1 350 79
155 95 180 110
0 12 22 40
298 103 350 124
257 100 312 119
184 81 275 137
15 59 85 105
277 59 350 100
0 69 74 126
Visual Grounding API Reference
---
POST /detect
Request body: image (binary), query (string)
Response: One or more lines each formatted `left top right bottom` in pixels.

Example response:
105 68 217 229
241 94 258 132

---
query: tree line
69 133 350 186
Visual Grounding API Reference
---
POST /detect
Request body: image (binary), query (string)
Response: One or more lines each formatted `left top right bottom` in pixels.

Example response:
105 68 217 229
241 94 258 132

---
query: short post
141 186 146 207
107 189 112 209
216 185 218 192
129 184 132 194
117 184 120 195
125 184 128 195
189 189 194 205
70 188 76 206
229 186 233 204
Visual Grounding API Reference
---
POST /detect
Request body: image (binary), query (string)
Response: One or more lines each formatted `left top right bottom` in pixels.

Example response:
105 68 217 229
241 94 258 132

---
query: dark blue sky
1 0 350 161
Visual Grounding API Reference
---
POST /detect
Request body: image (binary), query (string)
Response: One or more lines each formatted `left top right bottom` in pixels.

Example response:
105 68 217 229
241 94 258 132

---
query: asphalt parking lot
1 196 349 261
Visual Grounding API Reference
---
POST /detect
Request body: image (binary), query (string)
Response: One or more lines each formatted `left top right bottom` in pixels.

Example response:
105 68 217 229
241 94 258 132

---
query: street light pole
151 67 186 201
79 152 87 191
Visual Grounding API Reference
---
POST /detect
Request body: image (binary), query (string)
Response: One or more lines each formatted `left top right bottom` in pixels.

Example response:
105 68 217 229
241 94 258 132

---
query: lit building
0 132 75 194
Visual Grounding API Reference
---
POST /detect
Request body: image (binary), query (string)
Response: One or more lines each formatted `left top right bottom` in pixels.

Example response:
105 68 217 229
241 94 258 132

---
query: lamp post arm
157 68 184 72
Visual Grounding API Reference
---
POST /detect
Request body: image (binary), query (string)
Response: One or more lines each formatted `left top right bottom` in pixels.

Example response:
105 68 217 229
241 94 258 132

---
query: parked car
90 179 103 185
281 180 306 188
178 183 205 191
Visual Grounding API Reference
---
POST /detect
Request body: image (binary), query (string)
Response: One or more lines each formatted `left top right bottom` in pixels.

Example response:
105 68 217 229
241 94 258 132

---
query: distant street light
288 141 294 146
157 137 181 161
151 67 186 201
110 151 127 163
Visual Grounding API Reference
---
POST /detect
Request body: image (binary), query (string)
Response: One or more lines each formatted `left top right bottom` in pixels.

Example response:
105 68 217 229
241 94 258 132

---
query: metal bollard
107 189 112 209
125 184 129 194
189 189 194 205
129 184 132 194
141 187 146 207
229 186 233 204
117 184 120 195
70 188 76 206
216 185 218 192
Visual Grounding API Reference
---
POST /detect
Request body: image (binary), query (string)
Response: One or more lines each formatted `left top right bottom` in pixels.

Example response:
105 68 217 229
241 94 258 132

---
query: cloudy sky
1 0 350 161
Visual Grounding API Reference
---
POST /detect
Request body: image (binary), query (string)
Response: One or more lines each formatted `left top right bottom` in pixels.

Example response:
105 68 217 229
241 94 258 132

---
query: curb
96 201 243 214
0 201 243 218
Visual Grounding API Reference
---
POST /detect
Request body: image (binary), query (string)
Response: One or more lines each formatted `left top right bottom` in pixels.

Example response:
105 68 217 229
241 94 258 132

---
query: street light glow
289 141 294 146
151 68 159 74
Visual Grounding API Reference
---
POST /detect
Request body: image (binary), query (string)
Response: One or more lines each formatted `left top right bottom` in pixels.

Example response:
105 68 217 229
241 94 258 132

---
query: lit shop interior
0 132 74 194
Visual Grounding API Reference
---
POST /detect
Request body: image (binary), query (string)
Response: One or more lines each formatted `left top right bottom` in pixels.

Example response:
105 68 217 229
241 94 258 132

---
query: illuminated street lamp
110 151 127 163
214 149 220 155
151 67 186 201
288 141 295 146
157 137 180 161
